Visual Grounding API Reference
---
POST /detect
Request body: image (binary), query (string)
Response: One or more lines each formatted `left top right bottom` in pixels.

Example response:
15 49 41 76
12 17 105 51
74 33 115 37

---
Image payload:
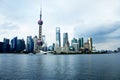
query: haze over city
0 0 120 50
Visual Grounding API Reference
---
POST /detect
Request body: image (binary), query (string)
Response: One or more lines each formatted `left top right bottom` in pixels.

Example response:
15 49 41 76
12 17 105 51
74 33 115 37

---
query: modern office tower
71 38 79 51
17 39 25 52
88 38 93 52
42 35 47 51
78 38 84 49
42 43 47 52
72 43 79 52
0 42 4 53
42 35 45 44
71 38 77 45
3 38 10 53
63 33 69 47
56 27 61 47
11 37 17 52
21 39 26 51
33 36 38 52
118 48 120 52
4 38 9 44
53 43 55 50
84 42 89 52
26 36 34 53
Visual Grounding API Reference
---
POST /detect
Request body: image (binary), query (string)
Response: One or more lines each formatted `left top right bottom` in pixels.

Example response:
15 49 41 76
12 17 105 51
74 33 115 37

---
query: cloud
0 0 40 24
74 21 120 43
0 0 120 50
0 22 19 30
74 21 120 50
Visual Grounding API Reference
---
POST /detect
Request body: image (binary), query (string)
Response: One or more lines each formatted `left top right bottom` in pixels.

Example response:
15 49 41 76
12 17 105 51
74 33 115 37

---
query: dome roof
38 20 43 25
37 39 43 46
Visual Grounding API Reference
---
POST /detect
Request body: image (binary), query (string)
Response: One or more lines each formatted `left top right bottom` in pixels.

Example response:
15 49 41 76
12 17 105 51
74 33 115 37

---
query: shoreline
0 52 118 55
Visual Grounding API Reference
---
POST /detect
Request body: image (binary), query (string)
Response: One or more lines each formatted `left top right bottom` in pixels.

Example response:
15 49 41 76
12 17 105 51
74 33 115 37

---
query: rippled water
0 53 120 80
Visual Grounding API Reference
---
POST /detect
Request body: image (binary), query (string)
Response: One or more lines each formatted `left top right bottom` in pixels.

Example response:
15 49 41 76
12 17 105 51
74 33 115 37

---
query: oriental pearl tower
38 8 43 40
37 7 43 51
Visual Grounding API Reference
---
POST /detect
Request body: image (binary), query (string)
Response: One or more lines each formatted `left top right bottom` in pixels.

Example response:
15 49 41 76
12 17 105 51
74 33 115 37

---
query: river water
0 53 120 80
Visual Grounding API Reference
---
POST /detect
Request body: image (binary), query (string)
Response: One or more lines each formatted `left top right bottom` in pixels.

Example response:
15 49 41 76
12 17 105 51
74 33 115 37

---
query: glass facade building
63 33 69 47
78 38 84 49
17 39 25 52
11 37 17 52
56 27 61 47
26 36 34 52
71 38 77 45
88 38 92 52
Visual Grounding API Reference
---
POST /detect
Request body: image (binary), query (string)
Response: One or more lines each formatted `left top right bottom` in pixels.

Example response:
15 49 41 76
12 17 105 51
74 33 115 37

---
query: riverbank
0 51 118 54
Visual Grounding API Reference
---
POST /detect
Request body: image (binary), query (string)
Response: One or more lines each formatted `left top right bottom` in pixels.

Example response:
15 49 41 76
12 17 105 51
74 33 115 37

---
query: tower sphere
38 20 43 25
37 39 43 46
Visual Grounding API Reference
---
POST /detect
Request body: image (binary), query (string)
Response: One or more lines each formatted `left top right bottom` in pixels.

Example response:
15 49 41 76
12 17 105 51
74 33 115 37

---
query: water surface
0 53 120 80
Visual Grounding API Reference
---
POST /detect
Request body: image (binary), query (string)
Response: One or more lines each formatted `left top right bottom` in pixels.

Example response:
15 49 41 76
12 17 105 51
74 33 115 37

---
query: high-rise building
4 38 9 44
56 27 61 47
33 36 38 52
84 42 89 52
71 38 79 51
26 36 34 53
88 38 92 52
78 38 84 49
0 42 4 53
42 35 45 44
3 38 10 53
71 38 77 45
63 33 69 47
118 48 120 52
72 43 79 52
17 39 25 52
37 6 43 51
11 37 17 52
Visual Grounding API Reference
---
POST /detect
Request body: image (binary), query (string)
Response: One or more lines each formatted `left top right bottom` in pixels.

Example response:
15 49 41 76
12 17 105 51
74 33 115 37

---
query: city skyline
0 0 120 50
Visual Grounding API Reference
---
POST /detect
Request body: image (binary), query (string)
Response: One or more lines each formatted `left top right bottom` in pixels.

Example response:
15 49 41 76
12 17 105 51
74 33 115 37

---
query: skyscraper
88 38 92 52
78 38 84 49
42 35 45 44
56 27 61 47
71 38 79 51
17 39 25 52
63 33 69 47
71 38 77 45
26 36 34 53
33 36 38 52
4 38 9 45
3 38 10 53
11 37 17 52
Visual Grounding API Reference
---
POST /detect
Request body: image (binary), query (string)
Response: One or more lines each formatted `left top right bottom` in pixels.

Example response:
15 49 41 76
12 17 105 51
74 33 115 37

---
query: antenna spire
40 0 42 20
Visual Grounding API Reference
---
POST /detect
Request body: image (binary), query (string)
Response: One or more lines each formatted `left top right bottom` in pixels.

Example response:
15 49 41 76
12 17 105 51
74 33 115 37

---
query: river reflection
0 54 120 80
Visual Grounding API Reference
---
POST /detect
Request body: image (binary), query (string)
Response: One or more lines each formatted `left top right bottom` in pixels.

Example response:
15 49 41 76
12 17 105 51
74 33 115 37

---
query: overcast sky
0 0 120 50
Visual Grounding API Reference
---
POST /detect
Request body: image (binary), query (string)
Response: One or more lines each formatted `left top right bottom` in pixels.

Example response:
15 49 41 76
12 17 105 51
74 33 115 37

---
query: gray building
78 38 84 49
56 27 61 47
17 39 25 52
88 38 92 52
11 37 17 52
63 33 69 47
71 38 79 51
72 43 79 52
71 38 77 45
3 38 10 53
26 36 34 53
